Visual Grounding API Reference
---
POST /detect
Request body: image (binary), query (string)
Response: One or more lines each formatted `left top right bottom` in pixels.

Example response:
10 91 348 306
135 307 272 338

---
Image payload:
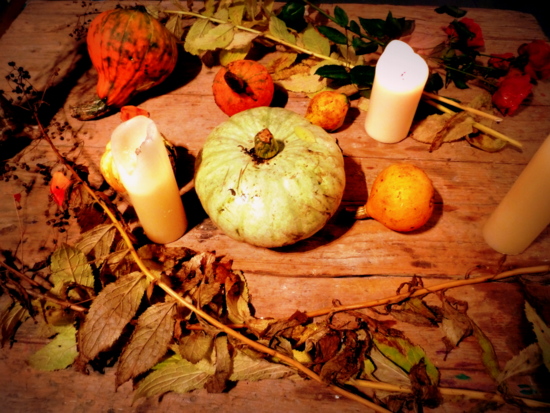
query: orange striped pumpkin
72 8 178 120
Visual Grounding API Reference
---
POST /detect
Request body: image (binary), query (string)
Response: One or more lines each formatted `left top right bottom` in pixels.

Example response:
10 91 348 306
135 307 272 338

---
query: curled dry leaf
78 271 149 363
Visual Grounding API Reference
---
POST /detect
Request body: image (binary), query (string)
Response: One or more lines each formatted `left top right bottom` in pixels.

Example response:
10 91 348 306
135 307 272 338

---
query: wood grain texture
1 1 549 412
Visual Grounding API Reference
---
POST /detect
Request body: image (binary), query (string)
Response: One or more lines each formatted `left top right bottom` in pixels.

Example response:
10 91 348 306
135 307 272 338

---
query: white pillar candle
483 135 550 255
365 40 429 143
110 115 187 244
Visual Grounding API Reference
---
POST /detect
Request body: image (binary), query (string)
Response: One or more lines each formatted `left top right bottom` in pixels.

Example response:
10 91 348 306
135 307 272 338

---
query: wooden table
1 1 549 412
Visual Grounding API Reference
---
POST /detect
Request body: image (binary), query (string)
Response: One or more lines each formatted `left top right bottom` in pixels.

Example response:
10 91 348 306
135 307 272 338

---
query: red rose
443 17 485 48
518 40 550 80
492 69 533 116
488 53 514 71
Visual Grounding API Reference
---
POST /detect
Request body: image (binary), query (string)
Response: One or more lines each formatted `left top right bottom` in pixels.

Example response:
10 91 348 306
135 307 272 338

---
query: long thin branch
305 265 550 318
350 379 550 409
166 10 351 67
38 118 389 412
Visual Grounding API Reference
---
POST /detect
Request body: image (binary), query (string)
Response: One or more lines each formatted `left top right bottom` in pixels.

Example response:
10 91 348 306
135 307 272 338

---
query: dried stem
423 99 522 149
350 379 550 409
305 265 550 318
422 91 503 122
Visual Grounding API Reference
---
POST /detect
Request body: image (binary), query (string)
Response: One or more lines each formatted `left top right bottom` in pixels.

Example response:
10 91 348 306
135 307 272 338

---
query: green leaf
425 73 444 92
358 17 386 38
50 243 94 295
364 345 411 387
525 301 550 373
350 65 375 87
314 64 350 81
116 301 177 388
228 2 246 26
193 22 235 51
28 325 78 371
276 0 306 32
134 355 215 401
385 12 415 39
301 24 331 57
434 5 467 18
349 20 361 35
269 15 296 45
333 6 349 27
351 37 379 55
78 271 149 363
317 25 348 45
184 19 213 55
373 331 440 385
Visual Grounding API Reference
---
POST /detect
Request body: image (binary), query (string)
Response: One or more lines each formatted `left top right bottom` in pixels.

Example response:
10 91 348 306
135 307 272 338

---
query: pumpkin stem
70 97 110 121
254 128 280 160
355 204 371 220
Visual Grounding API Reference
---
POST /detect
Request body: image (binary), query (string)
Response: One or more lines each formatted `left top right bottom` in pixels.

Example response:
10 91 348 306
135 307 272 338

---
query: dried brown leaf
0 299 29 347
225 270 252 324
78 271 149 363
179 331 215 364
116 301 177 388
229 349 295 382
410 112 473 146
440 297 473 353
75 223 116 264
319 330 366 383
498 343 542 383
205 335 232 393
390 298 440 327
525 301 550 372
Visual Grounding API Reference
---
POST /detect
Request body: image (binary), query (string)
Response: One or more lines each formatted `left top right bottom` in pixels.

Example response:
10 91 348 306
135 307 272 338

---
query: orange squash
71 8 178 120
212 60 274 116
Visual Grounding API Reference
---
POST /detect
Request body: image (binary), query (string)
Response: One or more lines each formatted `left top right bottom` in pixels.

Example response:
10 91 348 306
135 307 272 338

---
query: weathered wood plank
1 1 550 412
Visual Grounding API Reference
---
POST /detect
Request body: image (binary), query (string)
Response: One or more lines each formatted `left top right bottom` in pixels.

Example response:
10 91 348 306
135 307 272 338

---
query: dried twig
350 379 550 409
422 91 503 122
305 265 550 318
424 99 522 149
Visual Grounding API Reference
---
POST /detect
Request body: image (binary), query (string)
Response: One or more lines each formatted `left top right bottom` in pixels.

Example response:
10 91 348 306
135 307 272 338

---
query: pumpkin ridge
120 11 152 99
107 10 148 106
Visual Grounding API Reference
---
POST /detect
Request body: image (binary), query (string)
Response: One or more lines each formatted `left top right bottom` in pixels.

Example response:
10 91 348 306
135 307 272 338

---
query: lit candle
365 40 429 143
483 135 550 254
110 115 187 244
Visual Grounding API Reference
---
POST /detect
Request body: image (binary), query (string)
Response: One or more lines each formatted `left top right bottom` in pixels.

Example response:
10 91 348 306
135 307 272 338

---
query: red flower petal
518 40 550 80
50 171 72 207
492 70 533 116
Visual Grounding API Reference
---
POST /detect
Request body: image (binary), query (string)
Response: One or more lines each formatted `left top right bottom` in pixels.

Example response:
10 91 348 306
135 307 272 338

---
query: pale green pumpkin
195 107 346 248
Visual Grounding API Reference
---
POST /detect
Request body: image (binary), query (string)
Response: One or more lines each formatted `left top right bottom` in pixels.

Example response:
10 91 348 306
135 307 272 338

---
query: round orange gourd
71 8 178 120
212 60 274 116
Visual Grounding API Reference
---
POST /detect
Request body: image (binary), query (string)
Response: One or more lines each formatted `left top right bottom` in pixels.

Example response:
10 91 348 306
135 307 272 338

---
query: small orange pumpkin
71 8 178 120
212 60 274 116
